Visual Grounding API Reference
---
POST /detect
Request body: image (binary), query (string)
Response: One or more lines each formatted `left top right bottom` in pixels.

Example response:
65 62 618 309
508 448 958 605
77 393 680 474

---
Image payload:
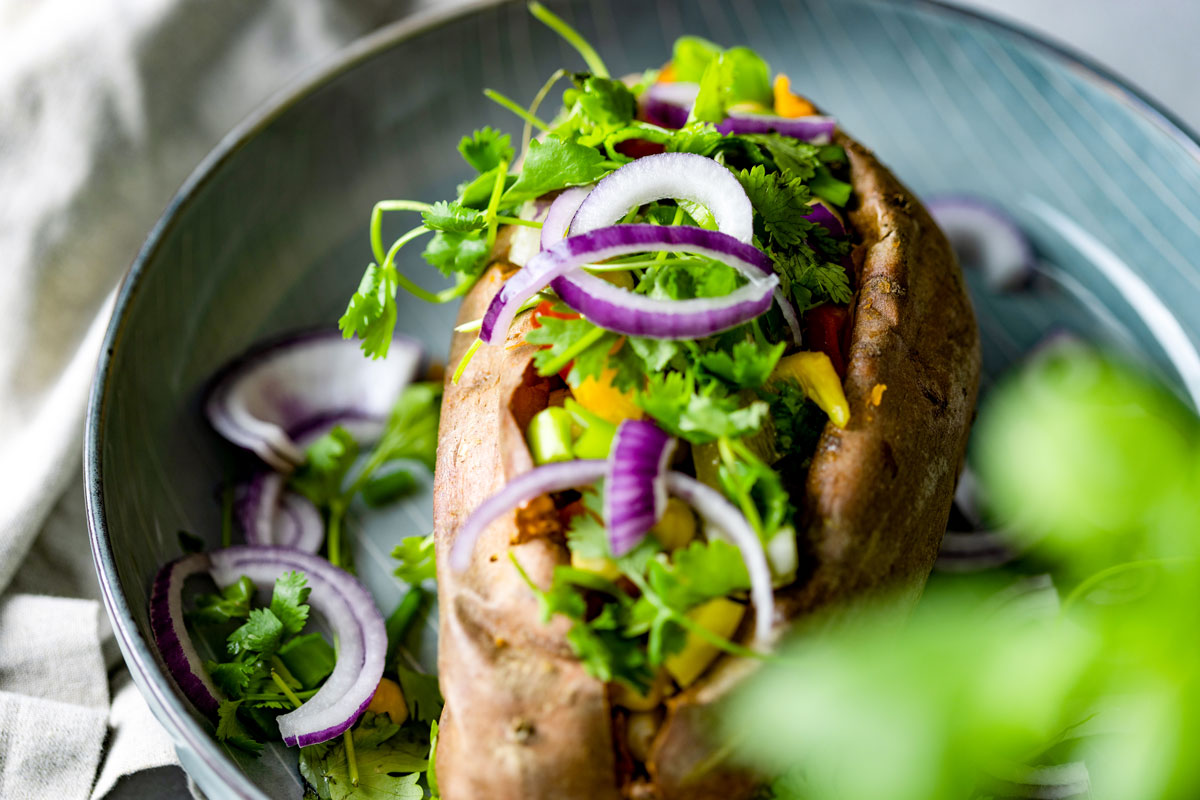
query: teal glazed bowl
85 1 1200 797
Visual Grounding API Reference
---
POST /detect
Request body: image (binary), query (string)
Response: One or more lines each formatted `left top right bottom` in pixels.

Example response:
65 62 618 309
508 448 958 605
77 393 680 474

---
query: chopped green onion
527 407 577 464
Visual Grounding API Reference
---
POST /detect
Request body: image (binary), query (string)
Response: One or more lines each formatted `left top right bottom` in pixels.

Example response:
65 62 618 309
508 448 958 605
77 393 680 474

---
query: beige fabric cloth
0 1 422 797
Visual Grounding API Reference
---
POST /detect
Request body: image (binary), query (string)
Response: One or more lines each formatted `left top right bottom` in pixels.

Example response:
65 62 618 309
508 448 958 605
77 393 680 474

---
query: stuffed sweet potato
337 12 980 800
432 124 978 797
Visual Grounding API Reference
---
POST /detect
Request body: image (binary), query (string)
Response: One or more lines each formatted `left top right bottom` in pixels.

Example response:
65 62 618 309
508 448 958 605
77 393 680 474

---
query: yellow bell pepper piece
572 367 643 426
650 497 696 551
665 597 745 688
366 677 409 724
773 74 817 118
772 351 850 428
570 550 623 581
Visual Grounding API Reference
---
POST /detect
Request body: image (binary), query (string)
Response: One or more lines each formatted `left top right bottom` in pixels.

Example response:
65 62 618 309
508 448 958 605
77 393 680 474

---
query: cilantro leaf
420 201 485 233
188 575 254 625
665 122 725 156
736 164 816 249
637 372 769 443
395 664 444 723
760 379 828 457
458 127 514 174
421 229 489 277
565 489 662 576
289 426 359 508
503 138 612 203
339 262 398 359
718 438 793 538
572 74 636 132
737 133 821 182
216 699 264 754
374 382 442 472
700 339 786 388
672 36 722 81
772 251 852 307
809 165 853 207
392 534 437 585
648 538 751 611
641 257 743 300
457 166 516 208
689 47 773 123
524 314 620 386
277 632 336 690
207 658 261 699
227 607 284 657
270 571 311 638
627 335 681 373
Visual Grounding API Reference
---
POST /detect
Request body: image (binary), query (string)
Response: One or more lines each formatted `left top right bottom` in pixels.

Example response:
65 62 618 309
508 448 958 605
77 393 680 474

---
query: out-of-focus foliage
723 345 1200 800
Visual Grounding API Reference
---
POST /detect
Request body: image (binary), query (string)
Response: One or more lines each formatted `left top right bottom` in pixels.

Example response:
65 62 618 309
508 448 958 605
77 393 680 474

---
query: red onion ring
925 194 1036 291
149 554 221 718
480 224 778 344
541 186 592 250
236 473 325 553
448 459 608 571
639 82 699 129
605 420 676 556
208 546 386 747
664 473 774 647
205 330 422 471
716 113 837 143
568 152 755 244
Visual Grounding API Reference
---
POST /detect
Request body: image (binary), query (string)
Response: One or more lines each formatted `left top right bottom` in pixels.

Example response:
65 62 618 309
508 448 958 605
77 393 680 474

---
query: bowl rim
82 0 1200 796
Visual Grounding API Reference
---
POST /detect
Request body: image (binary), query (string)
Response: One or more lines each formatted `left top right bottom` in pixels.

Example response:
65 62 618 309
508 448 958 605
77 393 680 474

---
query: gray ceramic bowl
85 1 1200 797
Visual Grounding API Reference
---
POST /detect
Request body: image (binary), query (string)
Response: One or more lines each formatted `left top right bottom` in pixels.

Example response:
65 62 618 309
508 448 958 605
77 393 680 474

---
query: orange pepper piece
773 74 816 118
658 62 677 83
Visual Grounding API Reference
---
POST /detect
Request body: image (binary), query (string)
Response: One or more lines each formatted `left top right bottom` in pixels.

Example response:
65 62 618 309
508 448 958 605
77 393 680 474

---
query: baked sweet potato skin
433 265 622 800
433 132 980 799
645 133 981 799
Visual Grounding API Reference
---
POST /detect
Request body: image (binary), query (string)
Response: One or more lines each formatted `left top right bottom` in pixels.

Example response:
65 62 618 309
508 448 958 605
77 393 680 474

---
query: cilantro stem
451 338 483 385
270 670 303 708
220 480 234 549
244 689 318 702
483 88 548 131
494 215 543 228
717 437 766 538
537 325 608 377
344 728 360 786
382 225 481 305
654 206 687 264
625 571 768 662
528 1 609 78
454 292 552 333
522 68 567 157
270 655 300 689
385 586 426 666
327 501 346 568
371 200 434 264
484 159 510 253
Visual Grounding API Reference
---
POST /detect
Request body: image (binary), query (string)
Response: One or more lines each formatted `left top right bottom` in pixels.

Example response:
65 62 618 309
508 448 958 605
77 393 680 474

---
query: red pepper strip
806 304 849 378
529 301 581 380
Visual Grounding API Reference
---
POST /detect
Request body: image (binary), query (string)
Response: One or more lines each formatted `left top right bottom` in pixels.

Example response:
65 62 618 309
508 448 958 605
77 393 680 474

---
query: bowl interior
87 0 1200 797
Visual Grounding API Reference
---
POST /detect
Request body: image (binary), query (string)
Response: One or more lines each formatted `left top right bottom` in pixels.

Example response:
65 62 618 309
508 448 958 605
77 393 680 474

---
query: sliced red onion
568 153 754 244
236 473 325 553
805 201 846 237
605 420 676 556
448 460 608 571
481 224 778 344
925 194 1036 291
639 82 699 129
208 546 386 747
665 472 774 648
150 553 221 718
540 186 592 250
716 113 836 143
206 330 422 471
